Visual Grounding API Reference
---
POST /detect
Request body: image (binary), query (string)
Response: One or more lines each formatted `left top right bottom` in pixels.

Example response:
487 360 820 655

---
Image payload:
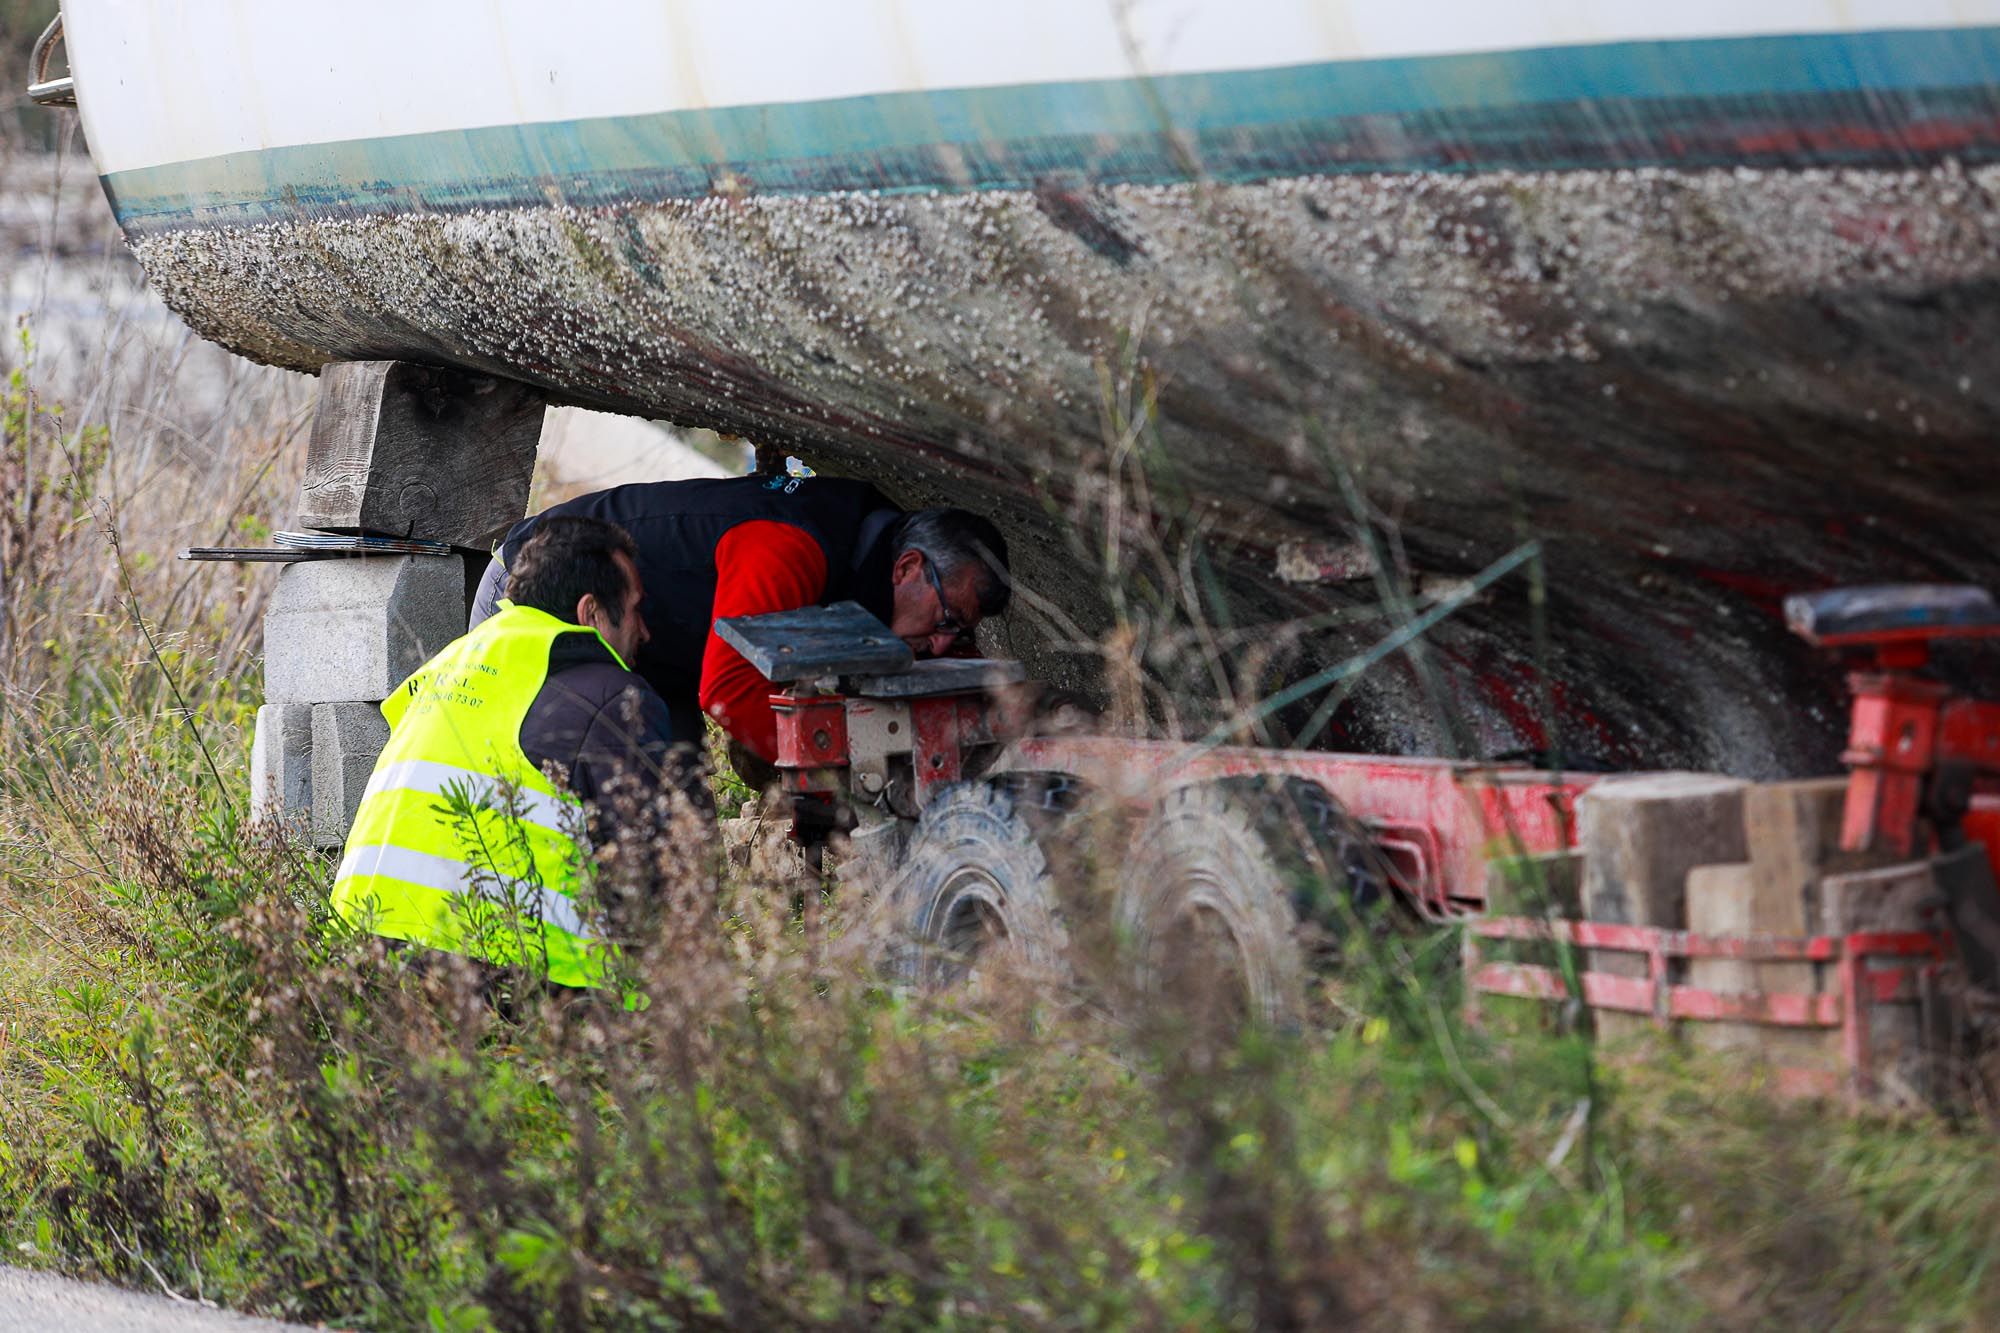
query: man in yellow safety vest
331 515 702 988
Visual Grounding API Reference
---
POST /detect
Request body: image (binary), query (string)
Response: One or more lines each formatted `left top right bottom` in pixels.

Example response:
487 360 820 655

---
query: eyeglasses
919 553 970 638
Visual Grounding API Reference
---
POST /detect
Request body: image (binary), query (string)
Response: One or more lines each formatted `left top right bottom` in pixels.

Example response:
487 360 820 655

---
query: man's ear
575 593 599 629
890 548 922 584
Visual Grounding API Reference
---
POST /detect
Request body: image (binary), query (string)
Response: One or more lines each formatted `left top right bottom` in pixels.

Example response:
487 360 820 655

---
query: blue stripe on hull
103 27 2000 232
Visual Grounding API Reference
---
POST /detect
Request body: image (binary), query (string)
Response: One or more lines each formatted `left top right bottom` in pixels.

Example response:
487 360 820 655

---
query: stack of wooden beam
1565 774 1941 1101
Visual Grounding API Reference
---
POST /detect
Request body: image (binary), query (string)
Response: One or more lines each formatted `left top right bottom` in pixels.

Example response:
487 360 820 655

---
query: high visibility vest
330 601 624 989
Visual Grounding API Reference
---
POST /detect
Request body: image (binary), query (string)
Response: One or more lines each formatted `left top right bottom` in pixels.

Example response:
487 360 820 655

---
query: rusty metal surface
771 693 848 771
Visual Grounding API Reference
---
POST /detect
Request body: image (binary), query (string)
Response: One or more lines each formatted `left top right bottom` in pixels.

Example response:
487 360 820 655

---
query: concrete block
311 702 390 847
264 555 466 704
1578 772 1748 1040
248 703 313 827
1820 859 1938 935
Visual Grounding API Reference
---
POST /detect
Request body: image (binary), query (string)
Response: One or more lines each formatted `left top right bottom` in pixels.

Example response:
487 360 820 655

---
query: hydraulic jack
714 601 1027 869
1787 584 2000 986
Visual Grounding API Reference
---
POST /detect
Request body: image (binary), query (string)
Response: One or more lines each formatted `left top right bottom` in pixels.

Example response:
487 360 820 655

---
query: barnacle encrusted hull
63 6 2000 773
124 164 2000 773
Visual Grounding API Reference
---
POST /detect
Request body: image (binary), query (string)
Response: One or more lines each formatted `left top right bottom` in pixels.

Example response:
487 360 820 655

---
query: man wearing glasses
473 474 1010 780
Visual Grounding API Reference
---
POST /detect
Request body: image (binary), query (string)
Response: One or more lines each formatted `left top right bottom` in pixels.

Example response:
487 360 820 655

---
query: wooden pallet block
1821 859 1939 1105
1684 862 1839 1073
1578 774 1749 1041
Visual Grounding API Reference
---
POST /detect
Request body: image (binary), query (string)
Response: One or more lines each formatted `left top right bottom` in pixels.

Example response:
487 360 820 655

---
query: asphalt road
0 1267 323 1331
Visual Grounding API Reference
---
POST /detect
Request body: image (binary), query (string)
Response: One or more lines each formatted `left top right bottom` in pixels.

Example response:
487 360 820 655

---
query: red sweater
697 520 829 762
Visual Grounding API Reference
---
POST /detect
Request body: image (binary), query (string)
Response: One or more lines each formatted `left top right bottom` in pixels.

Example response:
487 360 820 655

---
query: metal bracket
845 697 914 808
844 656 1026 697
28 16 75 107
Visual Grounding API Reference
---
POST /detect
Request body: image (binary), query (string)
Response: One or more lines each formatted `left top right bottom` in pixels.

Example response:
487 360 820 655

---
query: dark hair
894 508 1011 617
505 515 639 626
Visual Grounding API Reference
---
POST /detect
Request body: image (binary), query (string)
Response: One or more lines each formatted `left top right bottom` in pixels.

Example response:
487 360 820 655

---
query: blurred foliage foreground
0 336 1997 1331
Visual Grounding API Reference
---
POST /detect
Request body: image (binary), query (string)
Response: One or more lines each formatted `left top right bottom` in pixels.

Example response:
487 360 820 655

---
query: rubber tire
1116 778 1377 1027
879 782 1069 989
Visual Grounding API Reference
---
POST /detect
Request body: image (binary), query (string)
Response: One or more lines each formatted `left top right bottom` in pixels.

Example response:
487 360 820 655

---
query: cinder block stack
247 361 545 847
249 555 468 847
248 702 313 824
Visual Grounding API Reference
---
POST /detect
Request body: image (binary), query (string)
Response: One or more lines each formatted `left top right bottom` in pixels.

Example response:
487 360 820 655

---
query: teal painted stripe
103 26 2000 228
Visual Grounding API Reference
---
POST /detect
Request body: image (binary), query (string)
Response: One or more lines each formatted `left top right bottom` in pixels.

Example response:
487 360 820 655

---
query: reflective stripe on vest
335 843 597 941
360 759 577 841
330 601 625 989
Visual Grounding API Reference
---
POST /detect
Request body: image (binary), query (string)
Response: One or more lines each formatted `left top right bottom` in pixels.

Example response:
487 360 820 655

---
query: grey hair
893 508 1011 616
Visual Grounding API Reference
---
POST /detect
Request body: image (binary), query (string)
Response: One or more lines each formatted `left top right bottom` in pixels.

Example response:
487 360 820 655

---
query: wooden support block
1685 862 1838 1073
1821 859 1939 1105
1578 773 1748 1040
1742 778 1845 935
1685 863 1758 1054
1738 776 1888 1004
1741 776 1892 929
298 360 546 548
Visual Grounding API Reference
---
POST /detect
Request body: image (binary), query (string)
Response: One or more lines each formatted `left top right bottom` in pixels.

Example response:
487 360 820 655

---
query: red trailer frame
1000 734 1591 917
1464 917 1946 1100
750 587 2000 1095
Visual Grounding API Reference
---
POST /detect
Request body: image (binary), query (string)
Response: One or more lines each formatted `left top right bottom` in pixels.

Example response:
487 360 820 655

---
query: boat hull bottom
125 162 2000 774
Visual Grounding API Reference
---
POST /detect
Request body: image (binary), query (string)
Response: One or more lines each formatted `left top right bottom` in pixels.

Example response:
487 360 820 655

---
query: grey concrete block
311 702 390 847
248 703 313 827
1579 773 1749 928
264 555 466 704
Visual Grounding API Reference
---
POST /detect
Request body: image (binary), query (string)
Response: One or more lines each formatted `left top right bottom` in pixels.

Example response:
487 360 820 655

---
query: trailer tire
1116 777 1383 1027
878 781 1070 990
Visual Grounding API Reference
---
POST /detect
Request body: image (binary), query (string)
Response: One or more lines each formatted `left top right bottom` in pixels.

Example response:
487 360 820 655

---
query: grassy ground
0 312 1997 1331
